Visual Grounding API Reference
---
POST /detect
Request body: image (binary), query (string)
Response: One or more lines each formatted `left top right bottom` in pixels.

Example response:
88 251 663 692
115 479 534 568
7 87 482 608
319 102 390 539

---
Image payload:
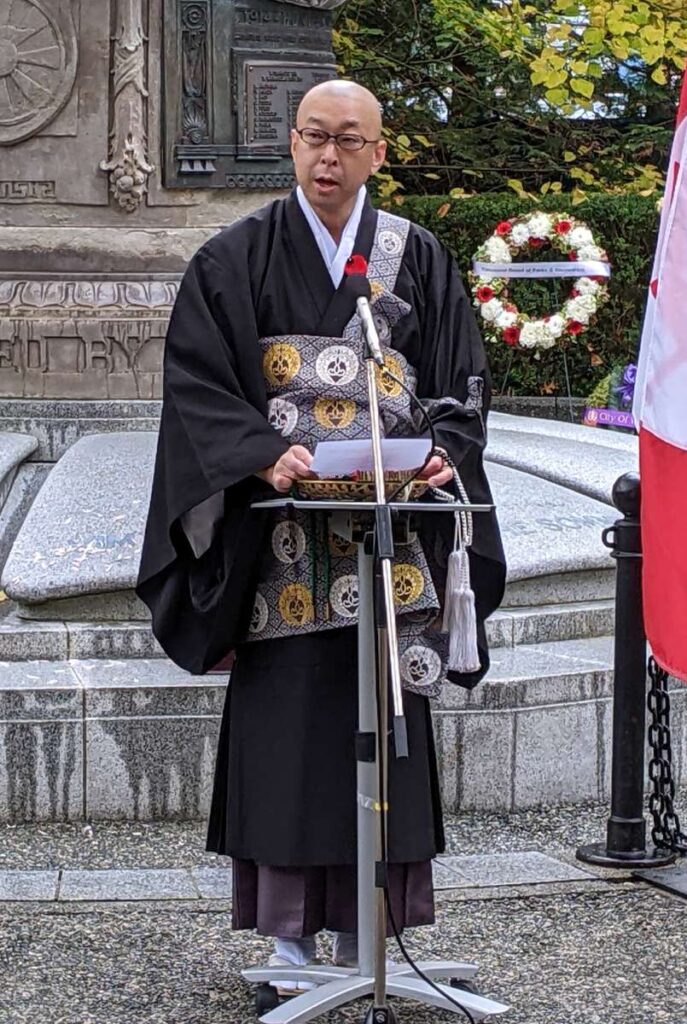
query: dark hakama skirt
206 627 444 937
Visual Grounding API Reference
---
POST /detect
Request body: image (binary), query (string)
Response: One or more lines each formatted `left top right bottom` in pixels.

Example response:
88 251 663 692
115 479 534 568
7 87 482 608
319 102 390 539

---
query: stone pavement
1 803 686 1024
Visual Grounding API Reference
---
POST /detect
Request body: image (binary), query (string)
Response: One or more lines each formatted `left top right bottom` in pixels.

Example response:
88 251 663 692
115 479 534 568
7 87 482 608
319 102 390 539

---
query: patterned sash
247 212 449 698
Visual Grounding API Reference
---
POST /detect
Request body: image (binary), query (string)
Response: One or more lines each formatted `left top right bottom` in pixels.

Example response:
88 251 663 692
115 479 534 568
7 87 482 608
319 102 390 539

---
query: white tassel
443 545 481 674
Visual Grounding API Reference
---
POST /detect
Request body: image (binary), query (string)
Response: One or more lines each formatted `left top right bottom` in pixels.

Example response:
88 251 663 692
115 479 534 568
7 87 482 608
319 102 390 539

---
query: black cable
375 364 439 504
371 542 476 1024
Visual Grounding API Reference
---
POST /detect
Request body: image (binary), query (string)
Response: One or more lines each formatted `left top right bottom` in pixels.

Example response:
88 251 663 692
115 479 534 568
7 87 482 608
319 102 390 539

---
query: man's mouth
314 177 339 192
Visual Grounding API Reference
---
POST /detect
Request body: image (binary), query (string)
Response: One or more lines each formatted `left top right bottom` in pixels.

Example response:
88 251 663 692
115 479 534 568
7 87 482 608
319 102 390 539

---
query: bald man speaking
137 81 505 987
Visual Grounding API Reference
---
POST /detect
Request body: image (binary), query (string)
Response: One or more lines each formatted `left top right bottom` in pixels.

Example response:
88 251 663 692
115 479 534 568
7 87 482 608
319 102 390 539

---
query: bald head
297 80 383 137
290 78 387 237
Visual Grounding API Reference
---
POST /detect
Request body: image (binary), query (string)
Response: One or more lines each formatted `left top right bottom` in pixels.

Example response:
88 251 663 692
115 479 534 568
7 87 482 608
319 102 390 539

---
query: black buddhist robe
136 190 506 869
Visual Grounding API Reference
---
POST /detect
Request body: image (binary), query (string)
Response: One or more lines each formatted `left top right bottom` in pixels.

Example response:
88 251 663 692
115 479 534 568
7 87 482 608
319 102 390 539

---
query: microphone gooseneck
347 272 385 367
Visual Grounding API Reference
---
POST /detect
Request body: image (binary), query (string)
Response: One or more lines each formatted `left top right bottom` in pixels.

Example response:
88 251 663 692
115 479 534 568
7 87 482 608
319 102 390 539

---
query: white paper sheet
310 438 432 476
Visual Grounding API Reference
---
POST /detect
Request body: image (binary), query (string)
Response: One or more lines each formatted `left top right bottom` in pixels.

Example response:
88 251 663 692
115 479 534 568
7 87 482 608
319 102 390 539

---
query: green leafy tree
334 0 683 199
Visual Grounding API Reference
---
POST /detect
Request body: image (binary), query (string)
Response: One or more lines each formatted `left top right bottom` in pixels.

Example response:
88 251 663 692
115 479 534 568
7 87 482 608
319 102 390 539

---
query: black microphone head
346 273 372 301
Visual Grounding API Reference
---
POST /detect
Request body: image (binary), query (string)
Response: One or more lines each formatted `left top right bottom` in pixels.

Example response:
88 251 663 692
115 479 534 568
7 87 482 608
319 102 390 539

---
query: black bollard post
577 473 675 868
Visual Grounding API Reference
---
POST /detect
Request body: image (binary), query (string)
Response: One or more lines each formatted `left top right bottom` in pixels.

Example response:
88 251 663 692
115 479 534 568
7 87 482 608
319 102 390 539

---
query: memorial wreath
469 212 611 352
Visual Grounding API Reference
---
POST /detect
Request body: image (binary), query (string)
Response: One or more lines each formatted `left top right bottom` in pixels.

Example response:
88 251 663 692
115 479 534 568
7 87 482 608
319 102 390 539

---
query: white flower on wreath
545 314 566 339
569 226 594 248
577 243 604 261
519 321 547 348
565 294 597 324
484 236 512 262
496 309 518 329
576 277 601 296
511 223 530 246
480 298 505 322
527 213 553 238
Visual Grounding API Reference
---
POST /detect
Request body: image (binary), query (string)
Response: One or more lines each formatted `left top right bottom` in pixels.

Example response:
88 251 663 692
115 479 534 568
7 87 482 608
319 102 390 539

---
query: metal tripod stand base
577 841 676 869
242 962 509 1023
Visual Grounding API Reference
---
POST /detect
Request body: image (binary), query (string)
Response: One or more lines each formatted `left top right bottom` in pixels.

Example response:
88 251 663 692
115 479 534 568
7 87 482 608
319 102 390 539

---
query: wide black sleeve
403 227 507 688
136 239 290 674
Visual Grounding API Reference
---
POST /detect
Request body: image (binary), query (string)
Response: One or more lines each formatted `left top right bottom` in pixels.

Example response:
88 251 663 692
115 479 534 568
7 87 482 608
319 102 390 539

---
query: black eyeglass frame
294 127 382 152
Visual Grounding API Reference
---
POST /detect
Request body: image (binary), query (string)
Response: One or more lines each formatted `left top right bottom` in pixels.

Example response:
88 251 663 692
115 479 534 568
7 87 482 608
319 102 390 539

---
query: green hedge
398 193 659 397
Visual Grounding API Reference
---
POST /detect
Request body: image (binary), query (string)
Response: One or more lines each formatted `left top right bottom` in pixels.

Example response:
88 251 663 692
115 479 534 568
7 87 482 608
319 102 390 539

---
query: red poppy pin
345 254 368 276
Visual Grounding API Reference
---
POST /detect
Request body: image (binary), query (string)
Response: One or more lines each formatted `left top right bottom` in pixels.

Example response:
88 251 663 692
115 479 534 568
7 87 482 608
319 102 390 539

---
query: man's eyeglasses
294 127 380 152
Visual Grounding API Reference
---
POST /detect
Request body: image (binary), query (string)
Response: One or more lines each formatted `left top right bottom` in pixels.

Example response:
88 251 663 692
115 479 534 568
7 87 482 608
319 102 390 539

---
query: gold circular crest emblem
278 583 315 626
393 563 425 605
313 397 357 429
375 355 403 398
263 343 302 387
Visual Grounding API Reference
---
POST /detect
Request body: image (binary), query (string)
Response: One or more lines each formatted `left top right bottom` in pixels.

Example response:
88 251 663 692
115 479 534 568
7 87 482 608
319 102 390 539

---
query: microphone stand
357 296 406 1023
359 297 408 761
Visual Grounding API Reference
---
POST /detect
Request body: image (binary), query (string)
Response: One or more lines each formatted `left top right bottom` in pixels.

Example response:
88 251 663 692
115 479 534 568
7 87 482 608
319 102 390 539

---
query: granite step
487 599 614 649
0 599 615 662
434 635 673 815
2 641 684 821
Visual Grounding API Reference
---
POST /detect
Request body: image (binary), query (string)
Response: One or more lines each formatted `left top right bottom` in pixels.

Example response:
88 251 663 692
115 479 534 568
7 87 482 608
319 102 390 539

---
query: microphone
346 273 384 367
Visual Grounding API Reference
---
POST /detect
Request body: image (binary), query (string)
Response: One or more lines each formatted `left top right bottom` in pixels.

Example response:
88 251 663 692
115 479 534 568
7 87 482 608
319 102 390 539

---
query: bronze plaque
163 0 339 189
244 61 334 150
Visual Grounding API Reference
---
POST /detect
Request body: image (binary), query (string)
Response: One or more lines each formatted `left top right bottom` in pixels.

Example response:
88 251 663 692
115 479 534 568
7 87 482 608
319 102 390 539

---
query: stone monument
0 0 346 406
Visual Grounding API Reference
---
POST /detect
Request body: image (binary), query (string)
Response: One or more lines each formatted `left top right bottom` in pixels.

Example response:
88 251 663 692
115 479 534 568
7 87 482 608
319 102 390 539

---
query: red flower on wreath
476 285 495 302
495 221 512 236
554 220 572 234
567 321 584 335
345 254 369 276
503 326 521 346
568 250 579 261
504 302 518 313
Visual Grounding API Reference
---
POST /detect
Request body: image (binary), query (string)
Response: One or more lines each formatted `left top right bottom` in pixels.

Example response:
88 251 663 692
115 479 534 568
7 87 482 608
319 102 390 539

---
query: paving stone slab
487 429 638 506
191 866 233 899
2 432 157 604
59 867 198 901
431 859 469 890
0 869 59 901
441 852 594 887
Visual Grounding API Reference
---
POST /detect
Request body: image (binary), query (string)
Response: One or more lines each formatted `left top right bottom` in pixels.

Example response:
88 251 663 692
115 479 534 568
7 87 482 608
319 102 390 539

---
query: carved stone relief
180 1 209 146
0 275 177 398
0 0 78 145
101 0 154 211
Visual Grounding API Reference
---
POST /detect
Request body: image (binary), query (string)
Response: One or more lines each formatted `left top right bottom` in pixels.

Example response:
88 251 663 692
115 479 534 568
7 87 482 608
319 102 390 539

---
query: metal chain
647 656 687 854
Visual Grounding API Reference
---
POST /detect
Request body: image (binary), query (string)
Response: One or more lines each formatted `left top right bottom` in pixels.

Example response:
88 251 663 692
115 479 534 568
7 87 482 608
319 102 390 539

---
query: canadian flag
633 66 687 682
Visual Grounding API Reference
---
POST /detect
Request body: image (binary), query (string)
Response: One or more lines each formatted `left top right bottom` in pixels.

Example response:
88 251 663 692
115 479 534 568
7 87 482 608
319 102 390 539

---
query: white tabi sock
274 936 317 966
269 936 318 993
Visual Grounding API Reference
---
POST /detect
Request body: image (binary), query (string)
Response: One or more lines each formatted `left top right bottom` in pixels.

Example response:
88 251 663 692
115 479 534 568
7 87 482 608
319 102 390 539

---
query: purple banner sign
584 406 636 431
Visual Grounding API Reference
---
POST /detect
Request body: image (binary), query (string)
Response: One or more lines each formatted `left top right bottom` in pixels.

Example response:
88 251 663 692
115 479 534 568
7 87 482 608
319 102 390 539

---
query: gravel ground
0 802 637 871
1 887 686 1024
2 806 686 1023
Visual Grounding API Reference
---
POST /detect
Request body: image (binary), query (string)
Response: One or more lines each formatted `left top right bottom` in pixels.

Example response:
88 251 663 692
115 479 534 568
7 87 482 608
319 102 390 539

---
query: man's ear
371 139 387 174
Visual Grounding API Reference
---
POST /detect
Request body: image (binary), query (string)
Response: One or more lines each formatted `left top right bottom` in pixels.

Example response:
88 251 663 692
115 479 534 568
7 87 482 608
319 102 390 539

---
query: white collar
296 185 367 288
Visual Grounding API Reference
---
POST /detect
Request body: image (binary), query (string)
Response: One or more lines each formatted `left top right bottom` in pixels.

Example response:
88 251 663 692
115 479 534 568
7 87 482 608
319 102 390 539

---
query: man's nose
318 139 339 164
